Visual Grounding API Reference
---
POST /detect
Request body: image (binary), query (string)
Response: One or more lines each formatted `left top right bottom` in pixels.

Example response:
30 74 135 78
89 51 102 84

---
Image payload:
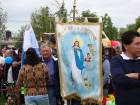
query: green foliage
118 16 140 36
55 3 67 23
0 3 7 37
136 16 140 29
119 28 126 35
82 10 97 17
77 10 99 23
31 6 55 39
102 13 118 40
14 25 27 49
126 24 136 31
0 94 6 105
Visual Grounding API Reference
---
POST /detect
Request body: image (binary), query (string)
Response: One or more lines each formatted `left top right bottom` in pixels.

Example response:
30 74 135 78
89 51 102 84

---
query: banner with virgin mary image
56 23 102 104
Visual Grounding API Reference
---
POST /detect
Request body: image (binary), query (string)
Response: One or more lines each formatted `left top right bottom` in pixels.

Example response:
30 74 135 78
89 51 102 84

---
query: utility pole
73 0 76 22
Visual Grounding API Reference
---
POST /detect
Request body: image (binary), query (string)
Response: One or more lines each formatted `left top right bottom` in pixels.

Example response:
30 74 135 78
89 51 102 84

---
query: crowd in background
0 35 123 105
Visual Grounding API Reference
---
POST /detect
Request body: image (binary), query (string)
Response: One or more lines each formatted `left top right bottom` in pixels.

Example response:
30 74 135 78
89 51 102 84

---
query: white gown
70 48 83 85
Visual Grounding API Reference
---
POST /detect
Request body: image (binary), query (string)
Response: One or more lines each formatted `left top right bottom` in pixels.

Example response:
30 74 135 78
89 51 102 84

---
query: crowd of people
0 37 64 105
1 30 140 105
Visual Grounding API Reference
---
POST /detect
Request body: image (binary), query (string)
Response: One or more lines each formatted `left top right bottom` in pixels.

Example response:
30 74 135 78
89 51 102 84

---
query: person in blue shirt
102 46 110 96
111 31 140 105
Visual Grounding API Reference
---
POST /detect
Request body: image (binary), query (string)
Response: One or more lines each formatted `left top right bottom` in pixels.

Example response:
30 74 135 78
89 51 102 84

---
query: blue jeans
47 86 56 105
25 94 49 105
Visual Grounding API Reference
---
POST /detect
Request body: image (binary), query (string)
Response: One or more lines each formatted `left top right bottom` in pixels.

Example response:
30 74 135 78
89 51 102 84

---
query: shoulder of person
20 65 27 69
39 62 46 67
103 59 110 64
111 55 122 61
19 65 26 74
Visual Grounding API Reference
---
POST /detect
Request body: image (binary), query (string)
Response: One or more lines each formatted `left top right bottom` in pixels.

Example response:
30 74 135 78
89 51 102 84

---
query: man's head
5 49 13 57
40 44 52 60
121 31 140 58
114 46 122 55
2 47 7 54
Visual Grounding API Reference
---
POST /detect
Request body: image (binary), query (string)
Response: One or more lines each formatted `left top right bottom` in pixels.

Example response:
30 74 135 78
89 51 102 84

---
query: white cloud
1 0 140 32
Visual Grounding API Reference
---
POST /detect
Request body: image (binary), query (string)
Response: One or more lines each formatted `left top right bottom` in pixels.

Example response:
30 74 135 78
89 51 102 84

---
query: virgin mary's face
74 41 79 47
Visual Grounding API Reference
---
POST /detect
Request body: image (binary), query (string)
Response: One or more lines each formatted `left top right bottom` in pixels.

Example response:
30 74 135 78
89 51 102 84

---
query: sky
1 0 140 33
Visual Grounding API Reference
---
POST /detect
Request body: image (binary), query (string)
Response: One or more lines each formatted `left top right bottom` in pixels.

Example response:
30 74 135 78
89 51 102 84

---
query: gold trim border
55 22 103 105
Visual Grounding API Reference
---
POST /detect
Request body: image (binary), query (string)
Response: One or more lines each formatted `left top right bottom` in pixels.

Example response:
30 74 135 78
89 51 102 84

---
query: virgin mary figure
70 40 85 85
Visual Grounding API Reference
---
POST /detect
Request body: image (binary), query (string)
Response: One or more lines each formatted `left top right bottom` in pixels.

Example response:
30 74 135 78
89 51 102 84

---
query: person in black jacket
111 31 140 105
12 48 21 82
40 44 64 105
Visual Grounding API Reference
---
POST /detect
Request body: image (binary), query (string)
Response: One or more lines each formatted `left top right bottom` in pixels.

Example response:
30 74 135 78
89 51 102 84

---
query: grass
0 94 6 105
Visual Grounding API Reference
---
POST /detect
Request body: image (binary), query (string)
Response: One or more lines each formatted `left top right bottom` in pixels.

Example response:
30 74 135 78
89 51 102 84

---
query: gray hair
40 44 52 53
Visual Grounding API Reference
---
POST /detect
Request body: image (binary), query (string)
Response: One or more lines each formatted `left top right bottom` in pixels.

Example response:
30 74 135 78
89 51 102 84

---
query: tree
102 13 118 40
0 2 7 38
119 27 126 34
126 24 136 31
14 25 27 49
55 2 67 22
136 16 140 30
77 10 99 22
31 6 55 39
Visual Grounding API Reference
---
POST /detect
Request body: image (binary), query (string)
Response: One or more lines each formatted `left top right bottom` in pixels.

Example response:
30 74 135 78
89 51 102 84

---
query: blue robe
74 48 84 74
